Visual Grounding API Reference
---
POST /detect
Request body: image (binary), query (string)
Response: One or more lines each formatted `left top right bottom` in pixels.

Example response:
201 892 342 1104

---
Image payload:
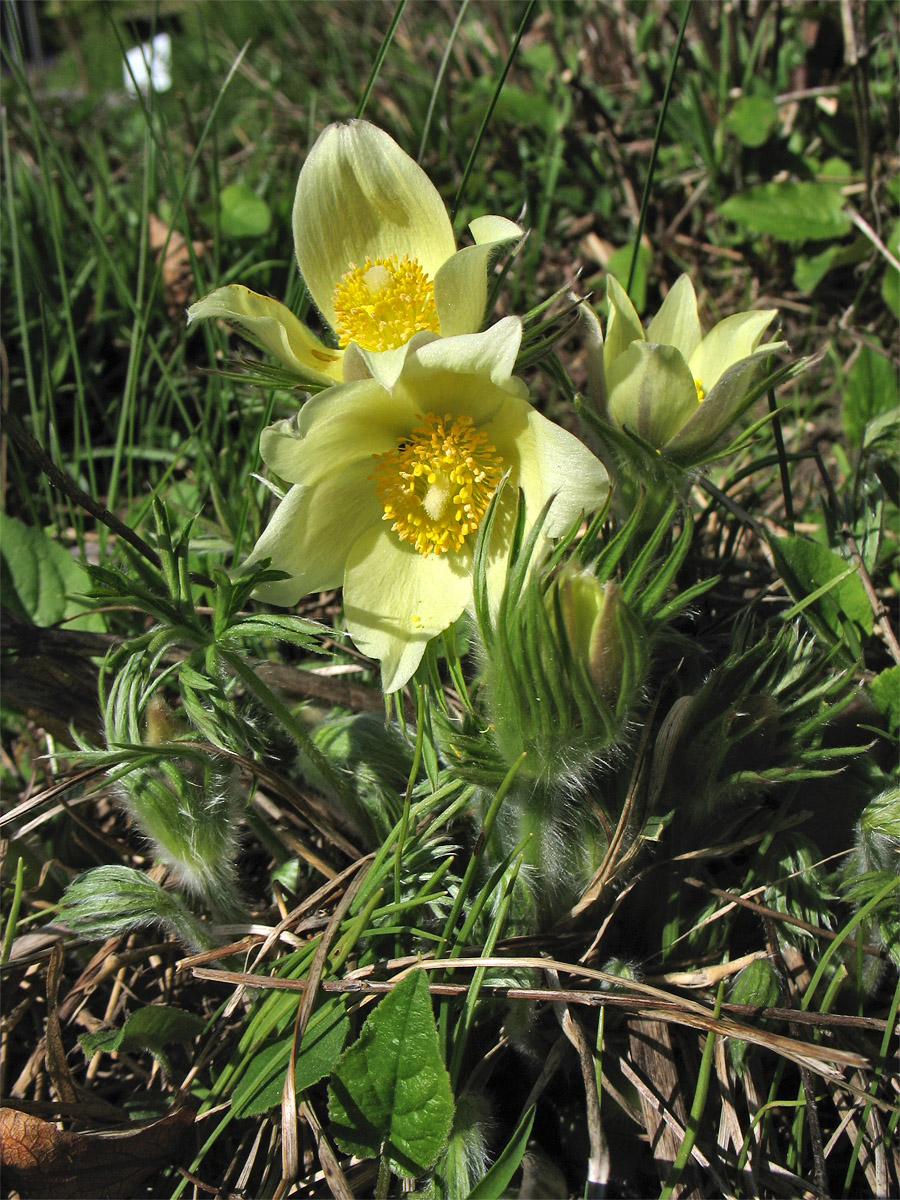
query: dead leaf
148 213 205 317
0 1106 194 1199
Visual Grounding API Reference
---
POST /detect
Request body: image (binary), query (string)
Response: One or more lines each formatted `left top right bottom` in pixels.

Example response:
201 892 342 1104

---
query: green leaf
607 241 651 313
79 1005 206 1070
792 236 868 293
0 513 100 629
719 181 851 242
868 666 900 739
725 95 778 147
465 1105 535 1200
769 535 873 644
219 183 272 238
232 1000 349 1117
843 343 900 446
328 970 453 1177
882 265 900 319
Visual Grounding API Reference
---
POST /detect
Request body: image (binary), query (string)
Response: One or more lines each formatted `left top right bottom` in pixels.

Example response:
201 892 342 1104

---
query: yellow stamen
371 413 503 556
333 253 440 351
694 378 706 402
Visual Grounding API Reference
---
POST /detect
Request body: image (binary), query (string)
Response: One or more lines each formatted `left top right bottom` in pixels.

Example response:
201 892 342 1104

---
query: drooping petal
605 341 699 449
343 525 473 692
244 463 383 601
433 218 522 338
665 339 787 463
469 215 524 245
688 309 777 392
259 378 413 486
187 285 343 385
494 401 609 538
292 120 456 329
603 275 645 374
646 274 702 363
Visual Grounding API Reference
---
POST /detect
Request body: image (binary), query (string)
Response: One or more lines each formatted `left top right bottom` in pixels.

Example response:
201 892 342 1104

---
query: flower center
371 413 504 556
332 253 440 352
694 377 706 402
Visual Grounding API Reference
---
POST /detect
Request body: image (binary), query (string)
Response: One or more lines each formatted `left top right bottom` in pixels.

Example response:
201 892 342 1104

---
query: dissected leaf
719 181 851 242
328 970 453 1178
0 1106 194 1200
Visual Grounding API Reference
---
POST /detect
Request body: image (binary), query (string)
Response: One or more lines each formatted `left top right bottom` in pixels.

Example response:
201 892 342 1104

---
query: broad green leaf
79 1006 206 1068
881 218 899 319
719 181 851 242
793 236 868 293
769 534 873 643
725 95 778 147
219 183 272 238
0 513 99 629
607 241 651 314
232 1000 349 1117
868 666 900 740
843 343 900 447
465 1105 535 1200
328 970 453 1178
883 266 900 319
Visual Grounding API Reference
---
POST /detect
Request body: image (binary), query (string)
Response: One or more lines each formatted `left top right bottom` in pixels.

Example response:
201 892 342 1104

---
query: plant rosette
585 273 787 471
187 120 522 388
243 316 609 693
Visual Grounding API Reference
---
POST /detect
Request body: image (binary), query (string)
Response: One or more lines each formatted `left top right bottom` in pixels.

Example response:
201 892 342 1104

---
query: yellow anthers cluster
332 254 440 352
694 377 706 401
371 412 503 556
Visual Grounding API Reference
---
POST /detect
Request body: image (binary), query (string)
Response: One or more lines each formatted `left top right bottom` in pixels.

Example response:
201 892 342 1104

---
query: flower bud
553 572 647 719
584 274 787 469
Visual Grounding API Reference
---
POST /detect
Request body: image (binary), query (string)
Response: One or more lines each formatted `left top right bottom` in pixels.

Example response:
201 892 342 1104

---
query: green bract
244 317 609 693
187 120 521 387
594 274 787 465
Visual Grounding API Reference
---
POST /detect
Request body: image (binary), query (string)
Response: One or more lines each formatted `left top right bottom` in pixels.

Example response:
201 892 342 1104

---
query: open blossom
592 274 787 465
243 318 609 692
187 120 521 387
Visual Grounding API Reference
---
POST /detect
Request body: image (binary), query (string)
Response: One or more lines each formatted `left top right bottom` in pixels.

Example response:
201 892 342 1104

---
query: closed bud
553 572 647 718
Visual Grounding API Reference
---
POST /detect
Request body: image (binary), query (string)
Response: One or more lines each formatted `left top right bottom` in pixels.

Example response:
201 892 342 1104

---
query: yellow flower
244 318 609 692
594 275 787 465
187 121 521 387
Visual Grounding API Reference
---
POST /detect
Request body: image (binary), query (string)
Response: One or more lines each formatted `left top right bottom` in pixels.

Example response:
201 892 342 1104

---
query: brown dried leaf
148 213 205 317
0 1106 194 1199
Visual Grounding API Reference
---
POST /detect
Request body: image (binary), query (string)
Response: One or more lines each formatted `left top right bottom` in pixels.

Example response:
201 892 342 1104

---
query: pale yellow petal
493 402 609 538
402 317 525 392
292 120 456 329
605 341 698 448
689 309 777 392
646 274 701 361
258 379 413 486
469 214 524 245
187 285 343 384
244 461 383 600
343 525 473 692
603 275 645 374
